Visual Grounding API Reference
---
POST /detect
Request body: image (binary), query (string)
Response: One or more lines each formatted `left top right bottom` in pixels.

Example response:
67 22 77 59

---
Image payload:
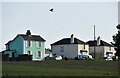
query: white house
51 34 89 59
45 48 53 57
86 36 116 58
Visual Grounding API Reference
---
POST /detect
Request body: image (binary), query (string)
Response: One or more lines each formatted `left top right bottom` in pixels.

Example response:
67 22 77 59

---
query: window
84 44 85 49
27 51 31 55
109 47 111 51
28 41 31 47
26 40 31 47
61 46 64 52
36 41 41 48
37 51 41 57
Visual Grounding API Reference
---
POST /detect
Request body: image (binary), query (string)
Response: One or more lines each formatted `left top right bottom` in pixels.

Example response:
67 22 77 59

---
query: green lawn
2 60 119 76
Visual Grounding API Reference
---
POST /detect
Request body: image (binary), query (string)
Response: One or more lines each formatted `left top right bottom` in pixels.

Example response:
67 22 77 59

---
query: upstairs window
28 41 31 47
61 46 64 52
109 47 111 51
26 40 31 47
36 41 41 48
84 44 85 49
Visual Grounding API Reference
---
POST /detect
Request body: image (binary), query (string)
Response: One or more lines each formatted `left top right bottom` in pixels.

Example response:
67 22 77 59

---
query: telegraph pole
94 25 96 58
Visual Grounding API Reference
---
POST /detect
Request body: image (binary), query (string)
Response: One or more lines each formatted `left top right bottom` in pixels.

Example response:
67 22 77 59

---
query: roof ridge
86 40 113 46
51 37 86 45
18 34 45 41
18 34 40 36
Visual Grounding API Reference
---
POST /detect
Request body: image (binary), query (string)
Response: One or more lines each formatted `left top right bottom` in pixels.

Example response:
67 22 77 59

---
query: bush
112 56 116 61
74 57 79 60
64 57 68 60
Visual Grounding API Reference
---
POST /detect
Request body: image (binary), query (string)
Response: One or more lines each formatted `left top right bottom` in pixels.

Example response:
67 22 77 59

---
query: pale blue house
4 30 46 61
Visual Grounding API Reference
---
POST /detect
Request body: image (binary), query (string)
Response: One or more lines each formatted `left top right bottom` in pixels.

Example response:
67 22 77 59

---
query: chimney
26 30 31 36
70 34 74 43
97 36 100 46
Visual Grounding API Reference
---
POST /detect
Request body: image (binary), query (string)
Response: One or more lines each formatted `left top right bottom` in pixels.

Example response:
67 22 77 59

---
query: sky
1 0 119 51
118 1 120 24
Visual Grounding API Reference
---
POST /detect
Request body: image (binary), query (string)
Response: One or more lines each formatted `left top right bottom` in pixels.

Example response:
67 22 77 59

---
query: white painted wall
89 46 115 58
52 44 77 58
44 53 53 57
104 46 116 57
51 44 89 58
78 44 89 55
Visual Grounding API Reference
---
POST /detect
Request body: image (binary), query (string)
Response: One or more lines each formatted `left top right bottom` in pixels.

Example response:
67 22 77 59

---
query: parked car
77 54 93 60
105 57 113 61
55 55 62 60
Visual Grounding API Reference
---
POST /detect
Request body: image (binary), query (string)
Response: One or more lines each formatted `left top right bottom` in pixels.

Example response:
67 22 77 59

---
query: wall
44 53 53 57
77 44 89 55
89 46 104 58
104 46 116 57
52 44 78 58
5 35 24 57
24 40 45 61
89 46 115 58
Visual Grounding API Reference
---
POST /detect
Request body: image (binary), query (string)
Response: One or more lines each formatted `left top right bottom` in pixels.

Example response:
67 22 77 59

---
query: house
51 34 89 59
44 48 54 60
86 36 116 58
45 48 53 57
4 30 46 61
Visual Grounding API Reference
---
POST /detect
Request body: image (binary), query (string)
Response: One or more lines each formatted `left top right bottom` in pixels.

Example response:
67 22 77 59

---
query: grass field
2 60 119 76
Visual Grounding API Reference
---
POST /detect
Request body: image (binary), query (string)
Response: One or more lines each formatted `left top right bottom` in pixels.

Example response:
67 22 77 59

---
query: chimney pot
70 34 74 43
97 36 100 46
26 30 31 36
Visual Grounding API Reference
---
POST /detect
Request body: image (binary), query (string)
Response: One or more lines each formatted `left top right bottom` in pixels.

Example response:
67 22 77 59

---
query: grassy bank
2 60 119 76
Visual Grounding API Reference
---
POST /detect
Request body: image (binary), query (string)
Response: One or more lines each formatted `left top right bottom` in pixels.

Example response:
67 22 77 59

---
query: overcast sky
1 0 119 51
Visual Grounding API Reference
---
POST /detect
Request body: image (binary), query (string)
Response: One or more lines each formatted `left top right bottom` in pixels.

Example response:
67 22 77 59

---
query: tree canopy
113 24 120 58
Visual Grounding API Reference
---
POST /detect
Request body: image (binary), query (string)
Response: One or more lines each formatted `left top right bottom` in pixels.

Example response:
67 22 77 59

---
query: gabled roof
5 30 45 46
86 40 114 47
18 34 46 41
5 40 12 45
51 38 86 45
5 34 45 45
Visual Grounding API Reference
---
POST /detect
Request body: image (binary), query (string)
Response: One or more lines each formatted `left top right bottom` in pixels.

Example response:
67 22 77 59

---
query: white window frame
36 41 41 48
109 47 111 51
26 40 32 48
36 51 42 58
83 44 85 49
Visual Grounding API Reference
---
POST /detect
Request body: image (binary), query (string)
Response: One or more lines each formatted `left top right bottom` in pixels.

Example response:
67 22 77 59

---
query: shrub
64 57 68 60
74 57 79 60
92 57 103 61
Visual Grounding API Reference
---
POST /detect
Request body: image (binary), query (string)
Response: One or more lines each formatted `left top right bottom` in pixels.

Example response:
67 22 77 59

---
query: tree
112 24 120 59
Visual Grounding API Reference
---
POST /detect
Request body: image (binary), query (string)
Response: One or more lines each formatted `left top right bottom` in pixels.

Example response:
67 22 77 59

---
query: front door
12 52 15 58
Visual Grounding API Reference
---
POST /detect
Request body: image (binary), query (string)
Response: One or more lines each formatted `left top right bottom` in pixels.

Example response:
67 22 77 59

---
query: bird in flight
50 8 54 12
